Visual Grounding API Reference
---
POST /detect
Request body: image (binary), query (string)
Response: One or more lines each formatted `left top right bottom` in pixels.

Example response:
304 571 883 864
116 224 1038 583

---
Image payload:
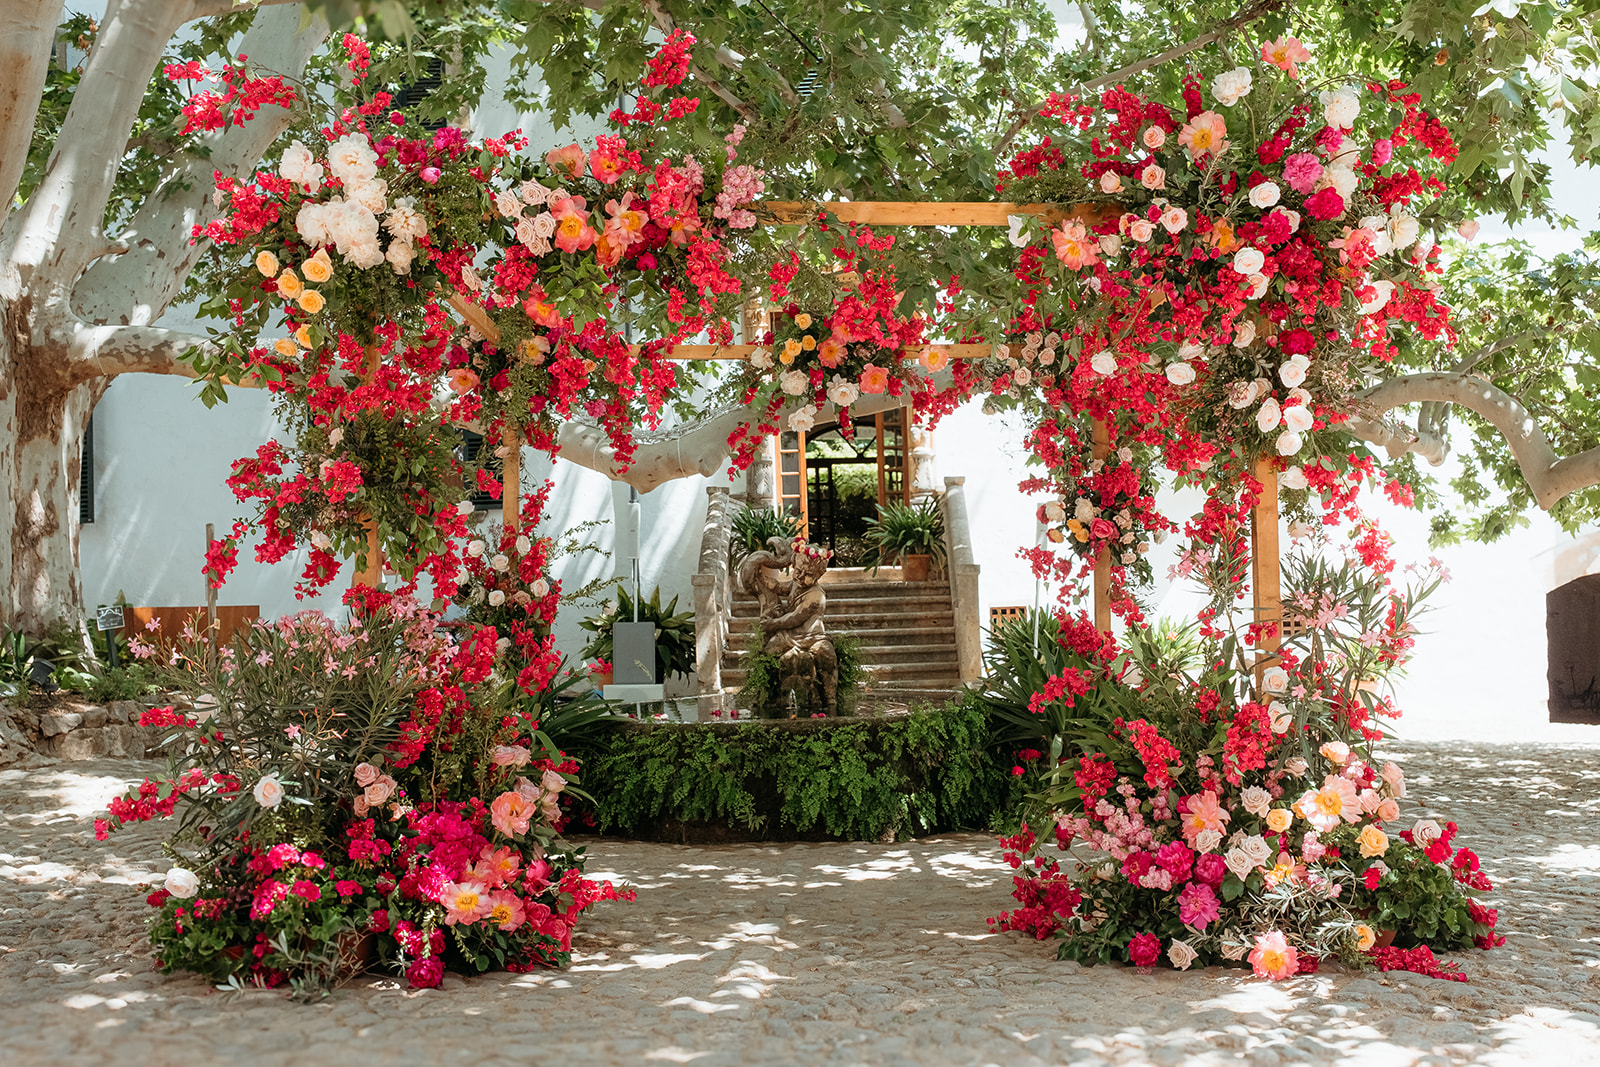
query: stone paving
2 741 1599 1066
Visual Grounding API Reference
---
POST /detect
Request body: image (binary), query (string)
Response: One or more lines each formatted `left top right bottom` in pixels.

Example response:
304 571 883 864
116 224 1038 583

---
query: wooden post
502 423 521 532
1251 455 1282 678
1091 418 1112 635
352 347 385 589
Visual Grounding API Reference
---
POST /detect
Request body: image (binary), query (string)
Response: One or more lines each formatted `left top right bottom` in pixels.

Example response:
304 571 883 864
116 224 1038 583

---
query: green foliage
862 499 947 571
578 586 696 681
1339 833 1482 950
81 664 161 704
575 701 1018 840
731 506 802 563
737 628 868 717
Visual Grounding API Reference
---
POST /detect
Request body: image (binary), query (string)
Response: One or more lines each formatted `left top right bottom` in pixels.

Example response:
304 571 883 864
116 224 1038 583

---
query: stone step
733 582 950 605
723 624 958 647
728 616 956 637
721 643 959 666
720 662 964 688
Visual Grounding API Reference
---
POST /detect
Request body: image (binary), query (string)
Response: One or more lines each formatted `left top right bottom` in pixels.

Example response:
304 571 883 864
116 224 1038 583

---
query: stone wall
0 699 166 764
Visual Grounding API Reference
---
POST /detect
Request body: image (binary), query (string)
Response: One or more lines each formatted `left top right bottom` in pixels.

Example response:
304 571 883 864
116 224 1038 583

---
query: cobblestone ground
2 742 1599 1067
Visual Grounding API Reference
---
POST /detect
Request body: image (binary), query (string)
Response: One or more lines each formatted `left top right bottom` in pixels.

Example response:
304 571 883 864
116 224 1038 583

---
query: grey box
613 621 657 685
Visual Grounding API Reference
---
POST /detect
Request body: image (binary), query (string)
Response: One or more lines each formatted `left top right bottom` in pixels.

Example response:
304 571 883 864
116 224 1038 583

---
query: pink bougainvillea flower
440 880 491 926
1178 111 1229 159
858 363 890 394
545 143 586 179
1260 36 1311 78
1248 930 1299 979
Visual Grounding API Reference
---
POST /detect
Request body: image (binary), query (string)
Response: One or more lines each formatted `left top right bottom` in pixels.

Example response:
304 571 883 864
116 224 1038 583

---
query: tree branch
2 0 196 288
73 4 329 324
62 319 215 382
991 0 1288 158
0 0 65 218
1350 371 1600 510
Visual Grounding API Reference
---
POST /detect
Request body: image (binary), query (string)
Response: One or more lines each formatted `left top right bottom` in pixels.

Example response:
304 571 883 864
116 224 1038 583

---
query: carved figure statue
737 536 838 712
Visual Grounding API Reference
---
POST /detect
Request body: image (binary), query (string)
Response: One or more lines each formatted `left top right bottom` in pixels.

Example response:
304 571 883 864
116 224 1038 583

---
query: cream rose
1168 939 1200 970
253 773 284 809
1165 362 1196 386
1261 665 1289 693
164 867 199 898
1247 181 1281 209
1090 350 1118 376
1239 786 1272 817
1282 404 1314 434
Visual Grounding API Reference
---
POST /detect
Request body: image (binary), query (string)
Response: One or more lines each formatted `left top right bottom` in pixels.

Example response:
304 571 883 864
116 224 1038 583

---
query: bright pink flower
485 891 527 931
1248 930 1299 979
1303 187 1345 221
1282 153 1323 194
1178 881 1220 930
1128 932 1162 967
406 956 444 988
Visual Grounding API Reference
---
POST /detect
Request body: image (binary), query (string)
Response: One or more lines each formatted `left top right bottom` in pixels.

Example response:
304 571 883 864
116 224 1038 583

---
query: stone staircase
721 572 964 696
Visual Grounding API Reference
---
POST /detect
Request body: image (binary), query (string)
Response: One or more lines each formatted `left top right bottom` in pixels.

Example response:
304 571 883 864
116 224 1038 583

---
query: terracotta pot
334 931 376 980
1375 928 1397 949
901 553 932 582
590 669 613 690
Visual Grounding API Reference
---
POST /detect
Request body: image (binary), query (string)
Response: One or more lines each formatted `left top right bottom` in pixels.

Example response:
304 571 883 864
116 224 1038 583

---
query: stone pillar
693 486 735 717
941 476 983 684
744 435 775 510
909 421 938 501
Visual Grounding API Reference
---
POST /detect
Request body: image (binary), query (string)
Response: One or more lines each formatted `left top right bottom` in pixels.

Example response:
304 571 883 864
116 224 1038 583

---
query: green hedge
573 701 1019 842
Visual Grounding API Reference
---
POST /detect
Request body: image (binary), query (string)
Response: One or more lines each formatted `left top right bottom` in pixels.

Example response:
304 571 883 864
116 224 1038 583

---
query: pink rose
1089 518 1117 540
541 769 567 796
364 775 395 806
491 745 532 767
354 762 379 788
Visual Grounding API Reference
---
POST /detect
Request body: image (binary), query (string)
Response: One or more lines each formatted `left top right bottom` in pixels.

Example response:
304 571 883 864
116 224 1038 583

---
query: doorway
773 408 911 566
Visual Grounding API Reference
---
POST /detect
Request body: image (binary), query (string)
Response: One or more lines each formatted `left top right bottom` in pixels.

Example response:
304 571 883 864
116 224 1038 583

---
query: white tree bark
1349 371 1600 510
0 0 65 219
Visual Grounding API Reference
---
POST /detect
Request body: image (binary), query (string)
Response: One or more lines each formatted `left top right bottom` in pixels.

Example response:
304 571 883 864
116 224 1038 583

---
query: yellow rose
297 289 326 314
273 338 297 357
794 313 813 329
277 269 303 298
1357 824 1390 858
802 335 816 351
255 250 279 277
783 338 802 359
302 253 333 283
1353 923 1377 952
294 325 314 349
778 348 796 366
1265 808 1293 833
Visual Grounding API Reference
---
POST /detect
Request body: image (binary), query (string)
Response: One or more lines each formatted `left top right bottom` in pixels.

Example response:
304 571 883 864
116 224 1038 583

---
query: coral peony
1248 930 1299 979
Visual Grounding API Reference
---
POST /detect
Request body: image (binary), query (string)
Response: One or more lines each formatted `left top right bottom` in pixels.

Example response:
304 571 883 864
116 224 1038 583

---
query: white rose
348 178 388 215
1175 342 1204 362
1168 939 1200 971
384 197 429 241
1288 520 1314 540
278 140 318 185
1099 171 1123 194
1321 88 1361 129
1282 404 1314 433
1261 665 1289 693
1280 466 1309 491
1285 757 1309 777
490 553 510 572
825 377 860 408
1090 350 1118 376
164 867 199 899
1256 397 1282 432
495 190 524 218
253 773 284 809
787 406 816 433
1195 828 1223 854
1247 273 1270 299
488 589 506 607
1074 498 1096 522
1227 380 1261 410
1014 366 1032 386
1240 786 1272 817
467 540 486 558
1326 165 1359 198
1359 280 1395 315
1098 234 1122 257
1276 430 1303 456
1269 700 1294 734
1224 846 1256 881
296 201 332 247
385 241 415 275
1233 320 1256 348
779 369 809 395
346 238 384 270
1232 246 1266 277
1211 66 1253 107
310 530 332 551
1248 181 1281 209
461 265 482 292
1123 664 1144 687
1240 834 1273 867
1411 819 1442 846
531 578 550 598
327 133 379 187
1159 205 1188 234
1279 356 1310 388
1165 362 1195 386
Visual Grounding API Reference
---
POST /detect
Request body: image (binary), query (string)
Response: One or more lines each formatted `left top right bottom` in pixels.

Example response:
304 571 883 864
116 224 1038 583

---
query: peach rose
354 762 380 787
1265 808 1293 833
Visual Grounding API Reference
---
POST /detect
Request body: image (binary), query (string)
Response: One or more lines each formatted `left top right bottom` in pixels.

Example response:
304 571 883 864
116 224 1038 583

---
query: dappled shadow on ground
2 745 1599 1065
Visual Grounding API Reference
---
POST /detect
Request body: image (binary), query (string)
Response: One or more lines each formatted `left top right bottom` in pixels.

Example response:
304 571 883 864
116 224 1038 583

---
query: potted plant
731 505 802 564
862 499 946 581
588 659 614 690
579 586 696 683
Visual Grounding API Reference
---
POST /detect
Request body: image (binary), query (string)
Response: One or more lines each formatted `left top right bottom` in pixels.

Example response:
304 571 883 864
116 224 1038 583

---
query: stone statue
737 536 838 712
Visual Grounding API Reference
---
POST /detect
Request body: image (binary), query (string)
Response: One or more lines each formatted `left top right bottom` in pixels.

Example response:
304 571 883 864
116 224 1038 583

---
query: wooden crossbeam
760 201 1118 228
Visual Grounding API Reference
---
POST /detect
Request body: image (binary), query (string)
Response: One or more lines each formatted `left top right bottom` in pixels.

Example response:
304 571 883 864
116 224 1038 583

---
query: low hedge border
571 701 1021 842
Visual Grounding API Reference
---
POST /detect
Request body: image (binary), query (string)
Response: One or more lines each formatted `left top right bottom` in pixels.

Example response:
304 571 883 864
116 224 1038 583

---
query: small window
79 417 94 524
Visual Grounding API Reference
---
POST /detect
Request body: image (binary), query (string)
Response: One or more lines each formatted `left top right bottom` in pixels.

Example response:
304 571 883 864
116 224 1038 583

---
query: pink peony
1282 152 1324 194
1180 791 1231 843
406 956 444 988
486 891 527 932
490 790 535 836
440 880 492 926
1260 36 1311 79
1128 932 1163 967
858 363 890 394
1248 930 1299 979
1194 853 1227 887
1178 881 1220 930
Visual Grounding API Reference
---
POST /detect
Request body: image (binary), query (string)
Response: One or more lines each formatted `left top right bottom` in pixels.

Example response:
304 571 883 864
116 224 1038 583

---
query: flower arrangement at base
985 545 1501 979
98 593 631 994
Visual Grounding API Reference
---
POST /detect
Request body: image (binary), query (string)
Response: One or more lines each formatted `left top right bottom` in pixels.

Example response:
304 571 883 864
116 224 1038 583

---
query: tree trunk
0 327 100 638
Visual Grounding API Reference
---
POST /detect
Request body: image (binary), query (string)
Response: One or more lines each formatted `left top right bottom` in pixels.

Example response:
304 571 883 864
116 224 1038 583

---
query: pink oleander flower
441 880 492 926
1177 881 1220 930
1296 775 1361 832
1248 930 1299 979
490 790 535 836
1178 111 1228 159
486 891 527 932
1260 36 1311 79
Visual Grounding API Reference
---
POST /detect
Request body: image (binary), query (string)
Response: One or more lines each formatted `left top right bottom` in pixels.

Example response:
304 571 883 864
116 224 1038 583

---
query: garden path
2 741 1599 1066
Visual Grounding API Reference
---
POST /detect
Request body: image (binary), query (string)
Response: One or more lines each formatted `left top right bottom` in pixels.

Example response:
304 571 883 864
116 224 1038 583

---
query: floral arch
104 29 1512 988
